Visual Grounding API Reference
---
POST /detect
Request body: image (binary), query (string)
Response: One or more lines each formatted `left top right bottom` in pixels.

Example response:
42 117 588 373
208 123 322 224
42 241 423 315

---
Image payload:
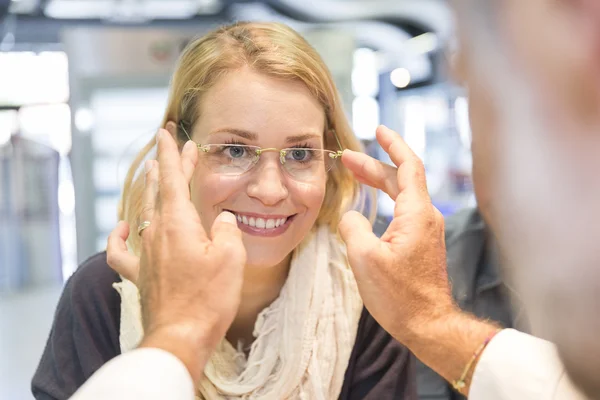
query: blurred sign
61 28 207 77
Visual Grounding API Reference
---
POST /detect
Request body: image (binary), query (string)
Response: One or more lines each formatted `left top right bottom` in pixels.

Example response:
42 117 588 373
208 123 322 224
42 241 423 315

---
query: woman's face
188 68 328 268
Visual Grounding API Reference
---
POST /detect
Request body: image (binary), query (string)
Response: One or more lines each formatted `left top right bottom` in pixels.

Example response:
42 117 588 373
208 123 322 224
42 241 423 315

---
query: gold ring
137 221 151 236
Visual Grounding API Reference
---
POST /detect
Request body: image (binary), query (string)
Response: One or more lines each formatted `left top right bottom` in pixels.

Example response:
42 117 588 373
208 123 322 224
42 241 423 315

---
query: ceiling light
45 0 222 20
390 68 411 89
45 0 114 19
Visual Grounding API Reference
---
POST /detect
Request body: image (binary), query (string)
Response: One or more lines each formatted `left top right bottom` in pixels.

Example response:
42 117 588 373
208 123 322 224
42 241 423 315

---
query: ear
165 120 178 141
164 121 183 151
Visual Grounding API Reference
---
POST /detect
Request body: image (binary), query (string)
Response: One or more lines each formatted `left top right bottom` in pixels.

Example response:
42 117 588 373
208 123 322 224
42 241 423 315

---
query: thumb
339 211 383 272
211 211 247 265
106 221 140 284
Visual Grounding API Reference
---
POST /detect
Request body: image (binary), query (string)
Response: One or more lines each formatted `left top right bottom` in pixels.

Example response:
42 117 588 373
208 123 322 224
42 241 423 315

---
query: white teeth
235 214 289 229
275 218 286 227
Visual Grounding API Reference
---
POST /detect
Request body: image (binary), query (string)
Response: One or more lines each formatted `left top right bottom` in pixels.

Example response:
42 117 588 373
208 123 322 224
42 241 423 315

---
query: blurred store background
0 1 473 398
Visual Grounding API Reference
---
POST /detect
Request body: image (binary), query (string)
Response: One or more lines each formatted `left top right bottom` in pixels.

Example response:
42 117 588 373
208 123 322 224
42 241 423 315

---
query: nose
246 155 289 206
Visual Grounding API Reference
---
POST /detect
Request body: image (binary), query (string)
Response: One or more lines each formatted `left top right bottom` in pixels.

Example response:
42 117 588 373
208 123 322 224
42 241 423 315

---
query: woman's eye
290 149 309 161
226 146 245 158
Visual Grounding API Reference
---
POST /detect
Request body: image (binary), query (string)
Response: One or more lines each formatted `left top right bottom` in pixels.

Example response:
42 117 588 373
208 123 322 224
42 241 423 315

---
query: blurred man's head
452 0 600 396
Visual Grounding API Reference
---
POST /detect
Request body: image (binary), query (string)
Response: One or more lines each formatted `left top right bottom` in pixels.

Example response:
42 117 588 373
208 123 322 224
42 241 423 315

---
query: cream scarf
113 225 363 399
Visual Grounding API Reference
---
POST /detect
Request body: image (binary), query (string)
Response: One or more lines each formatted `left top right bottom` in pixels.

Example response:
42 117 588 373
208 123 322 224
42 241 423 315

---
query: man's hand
339 125 498 395
106 129 246 382
339 125 454 343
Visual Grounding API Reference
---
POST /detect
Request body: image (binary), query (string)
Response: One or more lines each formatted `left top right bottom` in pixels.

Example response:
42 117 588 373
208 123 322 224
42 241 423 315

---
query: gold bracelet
452 329 502 392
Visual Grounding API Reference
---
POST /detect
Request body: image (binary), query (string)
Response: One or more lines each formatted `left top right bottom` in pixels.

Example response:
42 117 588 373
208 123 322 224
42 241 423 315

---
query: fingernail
183 140 194 152
144 160 153 173
218 211 238 225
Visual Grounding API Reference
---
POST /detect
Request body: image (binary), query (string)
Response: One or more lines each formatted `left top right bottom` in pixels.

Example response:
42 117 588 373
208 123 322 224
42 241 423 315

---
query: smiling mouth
225 211 297 237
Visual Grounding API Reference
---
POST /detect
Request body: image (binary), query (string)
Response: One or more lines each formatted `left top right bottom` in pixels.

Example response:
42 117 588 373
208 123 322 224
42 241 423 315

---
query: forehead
195 68 326 139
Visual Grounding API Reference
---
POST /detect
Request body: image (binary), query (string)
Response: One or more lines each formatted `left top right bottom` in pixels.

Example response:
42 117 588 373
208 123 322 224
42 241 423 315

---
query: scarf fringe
115 226 362 399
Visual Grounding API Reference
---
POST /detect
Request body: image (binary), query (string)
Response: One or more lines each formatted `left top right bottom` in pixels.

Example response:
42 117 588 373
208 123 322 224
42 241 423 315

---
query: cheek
190 170 244 228
290 178 327 216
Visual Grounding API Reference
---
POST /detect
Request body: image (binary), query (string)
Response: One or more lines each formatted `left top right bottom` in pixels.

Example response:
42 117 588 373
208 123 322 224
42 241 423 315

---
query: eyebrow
285 133 322 144
208 128 322 144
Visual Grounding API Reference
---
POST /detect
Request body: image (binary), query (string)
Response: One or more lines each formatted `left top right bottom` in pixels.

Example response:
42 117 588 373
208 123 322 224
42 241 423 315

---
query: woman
32 22 416 399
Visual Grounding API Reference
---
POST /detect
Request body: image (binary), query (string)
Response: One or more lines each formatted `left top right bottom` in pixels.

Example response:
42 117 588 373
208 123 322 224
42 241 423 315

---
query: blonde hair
120 22 375 253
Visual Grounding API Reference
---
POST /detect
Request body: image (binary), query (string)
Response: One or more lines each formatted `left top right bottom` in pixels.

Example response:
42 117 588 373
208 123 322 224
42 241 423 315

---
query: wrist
402 304 463 349
402 309 501 395
406 309 497 355
139 321 219 383
451 327 501 394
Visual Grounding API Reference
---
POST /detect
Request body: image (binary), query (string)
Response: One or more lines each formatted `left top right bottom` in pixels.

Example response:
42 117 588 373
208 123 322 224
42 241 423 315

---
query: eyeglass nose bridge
255 147 287 165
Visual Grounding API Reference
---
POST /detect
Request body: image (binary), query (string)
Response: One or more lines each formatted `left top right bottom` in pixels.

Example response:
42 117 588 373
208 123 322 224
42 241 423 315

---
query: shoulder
444 207 486 246
444 207 488 279
32 253 122 399
69 251 120 287
66 252 122 310
51 251 123 359
341 308 417 399
53 251 122 340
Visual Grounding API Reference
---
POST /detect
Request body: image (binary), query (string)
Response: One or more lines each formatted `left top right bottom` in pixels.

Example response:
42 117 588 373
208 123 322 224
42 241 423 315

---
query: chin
245 249 291 269
241 234 296 268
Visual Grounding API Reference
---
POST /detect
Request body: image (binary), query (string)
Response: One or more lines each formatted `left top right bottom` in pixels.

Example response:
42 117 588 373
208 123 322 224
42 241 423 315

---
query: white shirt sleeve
469 329 587 400
69 348 195 400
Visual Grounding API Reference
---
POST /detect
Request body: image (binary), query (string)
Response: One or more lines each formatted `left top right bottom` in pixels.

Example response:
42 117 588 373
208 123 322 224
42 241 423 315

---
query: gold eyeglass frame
178 122 344 166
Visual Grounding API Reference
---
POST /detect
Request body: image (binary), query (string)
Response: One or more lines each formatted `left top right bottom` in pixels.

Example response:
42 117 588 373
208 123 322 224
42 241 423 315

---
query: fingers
339 210 383 271
376 125 417 168
141 139 195 224
375 125 430 206
341 150 399 199
106 221 140 283
211 211 247 268
156 129 190 206
140 160 159 226
181 140 198 184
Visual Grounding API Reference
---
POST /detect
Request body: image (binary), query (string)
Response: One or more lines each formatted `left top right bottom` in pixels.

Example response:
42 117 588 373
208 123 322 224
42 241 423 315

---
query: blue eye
226 146 245 158
290 149 309 161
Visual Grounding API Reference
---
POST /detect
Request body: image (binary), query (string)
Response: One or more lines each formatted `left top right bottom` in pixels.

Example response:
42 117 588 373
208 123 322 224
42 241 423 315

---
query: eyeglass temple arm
179 121 206 150
330 129 343 159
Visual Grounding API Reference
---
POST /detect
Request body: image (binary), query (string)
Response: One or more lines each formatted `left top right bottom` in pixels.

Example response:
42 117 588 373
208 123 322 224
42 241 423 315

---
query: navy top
32 252 417 399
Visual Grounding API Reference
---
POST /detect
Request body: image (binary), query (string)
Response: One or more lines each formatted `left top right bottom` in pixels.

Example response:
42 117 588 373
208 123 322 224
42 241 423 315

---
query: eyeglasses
180 123 344 181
